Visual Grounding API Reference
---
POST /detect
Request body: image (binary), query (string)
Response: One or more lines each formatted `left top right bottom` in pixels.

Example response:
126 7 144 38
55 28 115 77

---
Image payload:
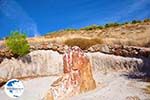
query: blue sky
0 0 150 38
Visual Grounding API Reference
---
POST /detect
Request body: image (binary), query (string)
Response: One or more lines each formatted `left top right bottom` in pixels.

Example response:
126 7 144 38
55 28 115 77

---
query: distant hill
1 19 150 47
43 19 150 47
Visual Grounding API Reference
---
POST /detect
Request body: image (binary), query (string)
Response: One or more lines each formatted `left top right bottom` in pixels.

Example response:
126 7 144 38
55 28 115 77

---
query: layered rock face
0 50 63 83
0 49 147 86
87 44 150 58
44 46 96 100
87 52 144 73
1 42 150 60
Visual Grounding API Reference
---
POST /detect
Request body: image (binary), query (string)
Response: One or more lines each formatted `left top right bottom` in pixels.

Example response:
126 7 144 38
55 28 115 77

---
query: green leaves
5 31 30 56
81 24 103 30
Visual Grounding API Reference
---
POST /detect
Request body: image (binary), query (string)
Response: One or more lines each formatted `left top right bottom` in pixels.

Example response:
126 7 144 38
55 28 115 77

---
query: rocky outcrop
29 43 150 58
0 42 150 60
0 42 68 61
87 52 144 73
0 50 63 83
44 46 96 100
0 48 14 63
30 42 68 54
87 44 150 58
0 49 148 86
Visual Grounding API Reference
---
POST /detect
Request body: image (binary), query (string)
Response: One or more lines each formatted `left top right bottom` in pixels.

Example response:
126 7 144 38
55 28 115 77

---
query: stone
100 45 110 53
44 46 96 100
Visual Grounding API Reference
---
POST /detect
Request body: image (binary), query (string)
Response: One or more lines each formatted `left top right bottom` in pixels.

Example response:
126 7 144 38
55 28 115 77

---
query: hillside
43 20 150 47
0 19 150 48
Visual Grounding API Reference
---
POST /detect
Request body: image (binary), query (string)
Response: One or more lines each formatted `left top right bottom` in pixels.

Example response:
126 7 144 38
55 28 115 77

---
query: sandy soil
0 76 59 100
71 72 150 100
0 72 149 100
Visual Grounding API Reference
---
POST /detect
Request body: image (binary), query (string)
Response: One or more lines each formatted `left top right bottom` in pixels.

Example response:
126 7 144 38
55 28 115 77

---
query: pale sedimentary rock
0 49 145 85
0 50 63 84
87 52 144 72
44 46 96 100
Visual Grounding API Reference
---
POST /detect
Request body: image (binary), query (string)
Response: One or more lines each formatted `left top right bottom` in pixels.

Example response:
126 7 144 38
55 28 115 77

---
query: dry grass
64 38 103 50
44 22 150 47
1 21 149 48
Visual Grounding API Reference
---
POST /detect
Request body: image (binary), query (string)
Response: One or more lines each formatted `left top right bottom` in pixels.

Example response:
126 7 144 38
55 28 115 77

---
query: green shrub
81 24 103 30
131 20 141 24
5 31 30 56
104 22 120 28
64 38 103 50
97 25 104 29
121 22 129 25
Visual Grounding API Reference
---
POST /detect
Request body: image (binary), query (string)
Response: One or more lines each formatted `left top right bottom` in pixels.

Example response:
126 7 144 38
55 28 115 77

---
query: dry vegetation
64 38 103 50
1 19 150 47
44 19 150 47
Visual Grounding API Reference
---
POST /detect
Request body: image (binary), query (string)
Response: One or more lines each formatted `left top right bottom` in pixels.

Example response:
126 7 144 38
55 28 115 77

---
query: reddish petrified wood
44 46 96 100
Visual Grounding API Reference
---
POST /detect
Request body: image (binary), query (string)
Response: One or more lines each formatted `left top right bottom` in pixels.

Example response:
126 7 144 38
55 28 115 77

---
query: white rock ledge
0 50 144 83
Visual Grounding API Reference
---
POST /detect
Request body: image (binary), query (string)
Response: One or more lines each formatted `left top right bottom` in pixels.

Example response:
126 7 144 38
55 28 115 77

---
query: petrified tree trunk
44 46 96 100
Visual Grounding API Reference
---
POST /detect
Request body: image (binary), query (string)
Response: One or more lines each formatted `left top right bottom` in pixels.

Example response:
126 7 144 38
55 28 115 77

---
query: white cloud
0 0 40 37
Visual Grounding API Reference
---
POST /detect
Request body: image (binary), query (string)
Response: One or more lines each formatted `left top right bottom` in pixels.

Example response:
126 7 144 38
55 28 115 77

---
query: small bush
5 31 30 56
144 18 150 22
64 38 103 50
64 28 77 31
121 22 129 25
97 25 104 29
81 25 103 30
104 22 120 28
131 20 141 24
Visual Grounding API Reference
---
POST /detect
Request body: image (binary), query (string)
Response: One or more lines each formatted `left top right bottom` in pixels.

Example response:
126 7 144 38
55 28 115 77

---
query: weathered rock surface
1 42 150 60
0 49 149 86
44 46 96 100
1 72 149 100
0 49 149 100
0 50 63 83
87 44 150 58
87 52 144 73
70 72 150 100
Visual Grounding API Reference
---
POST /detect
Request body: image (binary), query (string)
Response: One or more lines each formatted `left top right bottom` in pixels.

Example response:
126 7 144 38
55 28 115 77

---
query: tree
5 31 30 56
